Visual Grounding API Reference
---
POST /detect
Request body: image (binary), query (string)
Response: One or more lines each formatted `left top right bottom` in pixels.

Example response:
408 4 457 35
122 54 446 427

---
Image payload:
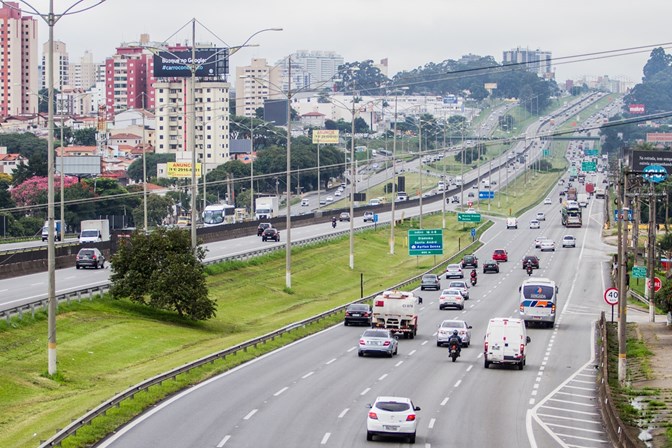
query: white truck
255 196 279 221
41 220 65 242
79 219 110 244
372 290 420 339
577 193 589 208
454 176 463 187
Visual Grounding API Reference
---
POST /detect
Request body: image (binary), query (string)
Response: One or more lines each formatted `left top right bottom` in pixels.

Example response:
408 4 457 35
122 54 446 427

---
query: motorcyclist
470 269 477 284
525 259 534 275
447 329 462 355
331 216 337 228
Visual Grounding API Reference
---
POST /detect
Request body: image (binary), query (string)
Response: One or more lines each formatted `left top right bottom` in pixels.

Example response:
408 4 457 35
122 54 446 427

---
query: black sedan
461 254 478 269
420 274 441 291
482 260 499 273
344 303 372 326
262 227 280 242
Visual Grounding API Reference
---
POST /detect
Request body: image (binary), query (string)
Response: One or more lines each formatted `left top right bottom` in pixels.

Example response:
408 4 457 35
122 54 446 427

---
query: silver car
445 263 464 279
562 235 576 248
436 319 472 347
358 329 398 357
439 288 465 310
447 280 469 300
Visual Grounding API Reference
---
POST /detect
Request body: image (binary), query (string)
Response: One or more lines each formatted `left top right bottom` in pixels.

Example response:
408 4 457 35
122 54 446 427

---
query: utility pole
648 182 657 322
618 168 629 385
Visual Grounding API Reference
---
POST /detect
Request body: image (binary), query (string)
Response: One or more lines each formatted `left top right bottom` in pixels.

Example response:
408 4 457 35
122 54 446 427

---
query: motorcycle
449 343 460 362
526 265 533 276
331 220 337 229
470 276 477 286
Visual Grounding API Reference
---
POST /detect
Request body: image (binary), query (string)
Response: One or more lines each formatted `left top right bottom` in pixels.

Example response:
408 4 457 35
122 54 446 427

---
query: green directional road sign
585 149 599 156
458 213 481 222
543 149 550 157
632 266 647 278
408 229 444 256
581 161 597 172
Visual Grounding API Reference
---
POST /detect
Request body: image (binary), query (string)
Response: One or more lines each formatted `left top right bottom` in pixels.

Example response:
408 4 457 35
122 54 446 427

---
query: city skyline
20 0 668 85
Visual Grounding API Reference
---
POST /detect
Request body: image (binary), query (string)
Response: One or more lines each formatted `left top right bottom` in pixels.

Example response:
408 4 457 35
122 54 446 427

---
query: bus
519 278 558 328
202 204 236 227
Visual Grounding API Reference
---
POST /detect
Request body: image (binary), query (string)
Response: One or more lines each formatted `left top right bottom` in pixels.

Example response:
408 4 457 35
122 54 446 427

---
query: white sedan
536 212 546 221
325 196 334 203
437 319 472 347
334 190 342 197
529 219 540 229
562 235 576 248
540 239 556 252
367 396 420 444
543 197 552 205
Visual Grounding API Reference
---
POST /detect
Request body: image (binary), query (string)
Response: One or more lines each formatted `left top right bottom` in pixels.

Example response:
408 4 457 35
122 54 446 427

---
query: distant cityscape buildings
275 50 344 92
502 47 553 78
41 40 69 90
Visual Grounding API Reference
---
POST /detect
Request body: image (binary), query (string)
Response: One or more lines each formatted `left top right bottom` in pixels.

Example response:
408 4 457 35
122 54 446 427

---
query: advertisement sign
629 104 645 114
631 150 672 173
443 94 458 104
167 162 201 178
408 229 443 256
646 133 672 143
312 130 339 144
153 48 229 78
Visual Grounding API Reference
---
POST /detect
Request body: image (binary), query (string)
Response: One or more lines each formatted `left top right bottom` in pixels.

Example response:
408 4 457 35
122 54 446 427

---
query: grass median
0 214 487 448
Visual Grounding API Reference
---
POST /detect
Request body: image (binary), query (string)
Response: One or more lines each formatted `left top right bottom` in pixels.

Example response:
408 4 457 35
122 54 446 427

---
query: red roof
302 111 325 117
110 133 142 140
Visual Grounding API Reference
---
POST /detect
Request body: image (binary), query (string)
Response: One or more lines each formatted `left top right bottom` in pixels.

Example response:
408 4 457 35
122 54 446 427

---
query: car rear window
363 330 389 338
440 321 463 329
79 249 94 256
348 304 369 311
449 282 464 288
376 401 411 412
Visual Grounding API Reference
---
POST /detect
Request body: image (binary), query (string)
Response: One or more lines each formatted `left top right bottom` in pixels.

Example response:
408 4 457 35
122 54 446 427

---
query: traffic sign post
632 266 647 278
478 191 495 199
604 287 619 322
408 229 443 256
581 161 597 172
645 277 662 299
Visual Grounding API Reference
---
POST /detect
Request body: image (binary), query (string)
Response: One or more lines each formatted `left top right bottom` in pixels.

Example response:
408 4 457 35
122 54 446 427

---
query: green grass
0 214 481 448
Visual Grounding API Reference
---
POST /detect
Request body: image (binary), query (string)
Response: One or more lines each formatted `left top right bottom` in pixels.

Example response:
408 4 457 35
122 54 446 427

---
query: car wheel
358 351 363 357
344 321 348 326
366 431 373 441
460 305 464 310
94 262 99 270
518 361 524 370
394 346 398 355
420 286 424 291
76 265 80 269
484 359 490 369
409 433 416 444
437 341 441 347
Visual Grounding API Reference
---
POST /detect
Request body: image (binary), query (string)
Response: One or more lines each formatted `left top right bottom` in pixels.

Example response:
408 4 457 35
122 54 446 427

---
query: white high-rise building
42 40 69 90
68 50 98 90
154 80 230 171
502 47 553 78
275 50 343 91
0 2 38 117
235 58 282 117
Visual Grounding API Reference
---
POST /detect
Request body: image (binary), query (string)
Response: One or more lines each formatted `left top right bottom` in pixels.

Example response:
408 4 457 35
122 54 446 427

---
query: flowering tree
10 176 78 207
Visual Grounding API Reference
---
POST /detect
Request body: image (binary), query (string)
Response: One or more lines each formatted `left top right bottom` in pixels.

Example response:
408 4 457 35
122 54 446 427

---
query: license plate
493 346 500 350
352 313 360 317
383 425 399 431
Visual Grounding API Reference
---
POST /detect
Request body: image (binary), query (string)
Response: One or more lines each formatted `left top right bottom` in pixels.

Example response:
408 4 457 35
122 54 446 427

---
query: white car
445 264 463 279
367 396 420 443
534 236 547 248
334 190 342 197
540 239 555 251
446 280 470 300
300 199 309 207
437 319 472 347
536 212 546 221
562 235 576 248
506 217 518 229
529 219 540 229
543 197 552 205
325 196 334 203
439 288 465 310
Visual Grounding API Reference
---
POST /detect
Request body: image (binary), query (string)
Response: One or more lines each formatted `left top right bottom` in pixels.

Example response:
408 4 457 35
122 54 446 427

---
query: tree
127 153 176 182
643 47 672 82
0 178 14 209
132 193 174 227
110 227 215 320
74 128 97 146
334 60 389 95
469 84 490 101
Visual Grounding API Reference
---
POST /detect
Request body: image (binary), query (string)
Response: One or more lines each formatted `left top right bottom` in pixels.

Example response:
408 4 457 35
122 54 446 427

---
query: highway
98 172 615 448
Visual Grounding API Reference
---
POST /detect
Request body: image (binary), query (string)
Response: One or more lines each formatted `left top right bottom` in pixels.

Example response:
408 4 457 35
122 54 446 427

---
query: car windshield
423 275 437 280
449 282 464 288
81 230 98 237
375 401 411 412
442 289 461 295
448 264 460 270
348 304 368 311
440 321 464 329
79 250 95 256
363 330 390 338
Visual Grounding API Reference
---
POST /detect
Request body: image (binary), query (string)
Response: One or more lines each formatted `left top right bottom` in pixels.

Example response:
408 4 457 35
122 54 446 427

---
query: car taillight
484 341 488 352
551 304 556 314
383 341 391 346
519 304 524 312
368 412 378 420
520 344 525 354
406 414 416 421
363 312 370 317
92 255 97 260
359 339 365 345
345 312 351 316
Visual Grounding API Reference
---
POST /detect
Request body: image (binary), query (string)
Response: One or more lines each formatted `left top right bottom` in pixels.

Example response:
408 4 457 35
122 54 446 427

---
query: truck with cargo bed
372 290 420 339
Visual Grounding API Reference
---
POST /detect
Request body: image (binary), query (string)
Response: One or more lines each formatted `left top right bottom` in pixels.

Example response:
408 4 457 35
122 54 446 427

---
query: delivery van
483 317 531 370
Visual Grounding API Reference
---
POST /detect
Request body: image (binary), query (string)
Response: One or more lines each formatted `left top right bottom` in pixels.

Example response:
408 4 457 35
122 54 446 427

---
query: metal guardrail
628 290 649 306
38 222 487 447
596 311 644 448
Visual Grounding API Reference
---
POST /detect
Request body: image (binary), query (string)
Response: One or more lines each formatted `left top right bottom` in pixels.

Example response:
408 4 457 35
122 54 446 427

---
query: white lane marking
552 432 609 443
537 412 604 424
466 365 473 372
477 352 483 359
420 307 426 311
338 408 349 419
0 289 7 293
532 390 538 396
361 387 371 396
555 391 594 399
454 380 462 388
30 282 43 286
64 276 75 280
440 397 449 406
216 435 231 447
529 398 536 405
347 347 356 352
321 433 331 445
409 349 417 356
395 361 403 367
379 374 388 381
422 340 428 346
548 398 596 407
540 406 600 416
326 358 336 365
243 409 257 420
274 387 288 396
302 371 314 379
545 423 606 434
428 418 436 429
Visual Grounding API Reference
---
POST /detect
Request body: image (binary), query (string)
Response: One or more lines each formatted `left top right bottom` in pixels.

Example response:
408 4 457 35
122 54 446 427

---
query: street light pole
142 95 148 232
349 86 356 269
189 18 198 249
285 57 292 288
418 118 423 228
249 117 254 216
389 90 400 255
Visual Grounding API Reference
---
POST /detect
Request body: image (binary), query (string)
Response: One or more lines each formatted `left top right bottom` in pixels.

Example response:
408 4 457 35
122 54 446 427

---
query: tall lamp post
3 0 107 376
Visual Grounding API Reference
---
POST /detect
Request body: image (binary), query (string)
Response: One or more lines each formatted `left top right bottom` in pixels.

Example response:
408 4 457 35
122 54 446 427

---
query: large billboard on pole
153 48 229 78
167 162 202 177
312 130 339 144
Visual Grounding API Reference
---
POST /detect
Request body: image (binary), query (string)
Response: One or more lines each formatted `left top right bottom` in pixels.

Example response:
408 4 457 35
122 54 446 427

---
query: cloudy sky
25 0 672 83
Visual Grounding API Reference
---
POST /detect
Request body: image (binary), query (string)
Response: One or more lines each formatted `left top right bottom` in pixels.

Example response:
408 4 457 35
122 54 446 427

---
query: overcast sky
27 0 672 84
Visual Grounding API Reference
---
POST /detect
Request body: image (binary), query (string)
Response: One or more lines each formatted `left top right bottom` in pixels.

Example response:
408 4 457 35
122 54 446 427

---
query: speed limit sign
604 287 619 306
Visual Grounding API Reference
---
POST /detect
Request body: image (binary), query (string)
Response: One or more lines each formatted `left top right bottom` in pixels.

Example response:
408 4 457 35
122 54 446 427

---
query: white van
506 217 518 229
483 317 530 370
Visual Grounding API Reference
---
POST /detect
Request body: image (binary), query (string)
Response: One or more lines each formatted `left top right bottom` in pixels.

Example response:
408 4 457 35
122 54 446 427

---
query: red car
492 249 508 262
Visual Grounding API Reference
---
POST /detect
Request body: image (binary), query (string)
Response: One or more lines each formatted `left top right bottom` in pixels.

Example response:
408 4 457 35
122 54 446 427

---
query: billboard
153 48 229 78
312 130 339 144
631 150 672 172
56 156 101 175
646 133 672 143
167 162 202 178
442 94 458 104
629 104 645 114
264 99 288 126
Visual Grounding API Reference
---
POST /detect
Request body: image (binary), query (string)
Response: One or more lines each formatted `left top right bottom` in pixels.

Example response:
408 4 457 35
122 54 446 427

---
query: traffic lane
0 237 79 252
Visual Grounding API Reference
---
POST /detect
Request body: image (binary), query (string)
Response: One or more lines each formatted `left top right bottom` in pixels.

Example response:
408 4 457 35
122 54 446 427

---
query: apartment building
275 50 344 92
502 47 553 78
0 2 38 117
235 58 282 117
68 50 98 90
154 80 230 171
41 40 69 90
